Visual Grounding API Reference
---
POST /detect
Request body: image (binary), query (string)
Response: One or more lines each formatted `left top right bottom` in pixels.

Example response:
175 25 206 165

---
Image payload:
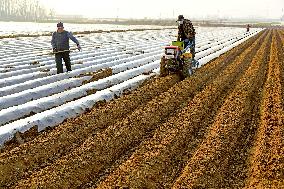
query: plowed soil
0 29 283 189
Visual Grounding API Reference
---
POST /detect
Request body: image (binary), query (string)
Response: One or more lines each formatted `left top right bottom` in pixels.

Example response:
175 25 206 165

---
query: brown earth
0 29 283 189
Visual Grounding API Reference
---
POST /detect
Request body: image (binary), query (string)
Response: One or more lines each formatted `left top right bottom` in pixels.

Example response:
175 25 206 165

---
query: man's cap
57 22 64 27
177 15 184 21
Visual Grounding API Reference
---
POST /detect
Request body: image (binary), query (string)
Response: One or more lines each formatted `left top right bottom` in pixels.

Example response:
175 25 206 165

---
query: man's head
57 22 64 32
177 15 184 25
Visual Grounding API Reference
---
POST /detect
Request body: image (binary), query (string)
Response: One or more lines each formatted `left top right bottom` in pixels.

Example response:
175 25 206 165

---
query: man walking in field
246 24 251 32
177 15 196 60
51 22 81 74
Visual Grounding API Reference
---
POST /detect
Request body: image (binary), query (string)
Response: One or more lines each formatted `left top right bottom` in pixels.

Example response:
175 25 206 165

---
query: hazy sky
39 0 284 19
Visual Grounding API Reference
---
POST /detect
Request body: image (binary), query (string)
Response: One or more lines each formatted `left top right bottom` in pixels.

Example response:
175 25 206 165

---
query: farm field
0 22 175 37
0 27 283 188
0 27 260 145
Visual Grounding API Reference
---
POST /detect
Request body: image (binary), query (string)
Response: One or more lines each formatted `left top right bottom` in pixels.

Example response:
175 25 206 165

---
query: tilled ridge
12 32 264 189
172 30 272 188
0 75 181 188
208 31 271 189
244 30 284 189
94 30 268 189
276 30 284 109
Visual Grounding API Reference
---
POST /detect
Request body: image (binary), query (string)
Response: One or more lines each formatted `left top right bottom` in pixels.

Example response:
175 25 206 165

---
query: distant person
176 15 196 64
246 24 251 32
51 22 81 74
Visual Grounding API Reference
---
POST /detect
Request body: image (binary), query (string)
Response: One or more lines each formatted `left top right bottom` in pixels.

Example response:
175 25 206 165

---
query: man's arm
51 32 56 49
67 32 79 45
177 26 182 41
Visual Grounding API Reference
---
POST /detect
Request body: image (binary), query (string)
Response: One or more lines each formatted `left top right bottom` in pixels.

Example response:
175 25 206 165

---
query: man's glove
53 48 57 53
77 44 81 51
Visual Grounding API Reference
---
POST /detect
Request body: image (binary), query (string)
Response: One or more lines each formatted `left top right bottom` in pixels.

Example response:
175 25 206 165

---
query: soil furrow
243 30 284 189
276 30 284 111
208 30 272 189
94 30 268 189
172 30 272 189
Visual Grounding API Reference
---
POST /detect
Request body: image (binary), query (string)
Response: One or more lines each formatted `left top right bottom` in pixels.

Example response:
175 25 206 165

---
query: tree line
0 0 52 21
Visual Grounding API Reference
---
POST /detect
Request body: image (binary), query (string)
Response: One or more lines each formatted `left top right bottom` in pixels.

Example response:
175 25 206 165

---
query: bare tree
0 0 50 21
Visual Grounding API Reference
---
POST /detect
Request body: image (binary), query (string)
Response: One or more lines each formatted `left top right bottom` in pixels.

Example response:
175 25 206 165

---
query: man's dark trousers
184 36 195 59
55 51 72 74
